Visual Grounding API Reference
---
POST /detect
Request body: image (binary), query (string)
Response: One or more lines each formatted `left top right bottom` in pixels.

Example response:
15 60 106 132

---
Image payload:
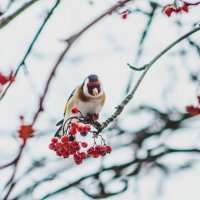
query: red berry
71 141 79 147
73 153 82 161
87 147 95 155
186 105 200 116
163 5 174 17
69 127 77 135
69 148 76 155
63 144 70 150
181 4 189 12
75 159 83 165
83 125 91 133
80 152 87 159
99 146 106 156
176 7 182 13
55 142 63 151
77 126 84 133
56 151 62 156
76 144 81 151
121 11 128 19
71 107 79 114
81 142 88 148
63 153 69 158
186 105 193 112
61 135 69 143
59 149 66 155
51 137 58 143
105 146 112 153
95 145 101 153
92 151 100 158
49 143 55 150
71 122 79 129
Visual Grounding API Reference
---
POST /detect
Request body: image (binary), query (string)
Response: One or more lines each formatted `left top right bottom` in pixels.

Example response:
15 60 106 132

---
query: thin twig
2 141 26 200
0 0 61 101
125 2 158 93
0 0 39 30
127 63 147 71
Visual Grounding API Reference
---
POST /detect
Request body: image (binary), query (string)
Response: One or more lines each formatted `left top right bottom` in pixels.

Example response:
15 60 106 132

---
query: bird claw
87 113 99 122
86 114 102 132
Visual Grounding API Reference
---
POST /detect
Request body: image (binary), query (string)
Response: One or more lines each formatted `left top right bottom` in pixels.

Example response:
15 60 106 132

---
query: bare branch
41 147 200 199
0 0 39 30
0 0 61 101
98 26 200 133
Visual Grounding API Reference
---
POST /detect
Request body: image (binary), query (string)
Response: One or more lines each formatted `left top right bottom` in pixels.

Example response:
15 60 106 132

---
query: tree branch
2 141 26 200
0 0 39 30
98 26 200 133
0 0 61 101
41 147 200 199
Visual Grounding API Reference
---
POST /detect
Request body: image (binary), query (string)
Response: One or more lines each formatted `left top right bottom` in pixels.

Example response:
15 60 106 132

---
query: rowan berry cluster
49 136 88 164
162 0 200 17
186 96 200 116
87 145 112 158
49 107 112 165
163 3 188 17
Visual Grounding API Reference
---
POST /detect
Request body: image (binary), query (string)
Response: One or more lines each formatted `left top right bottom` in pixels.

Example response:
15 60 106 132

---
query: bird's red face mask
87 81 101 96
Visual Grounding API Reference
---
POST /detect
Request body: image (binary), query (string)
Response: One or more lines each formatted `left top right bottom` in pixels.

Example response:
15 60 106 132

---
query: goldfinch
55 74 105 137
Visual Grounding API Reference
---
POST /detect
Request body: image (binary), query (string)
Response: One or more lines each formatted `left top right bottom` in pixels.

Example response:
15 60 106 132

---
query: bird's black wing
56 119 64 126
54 126 62 137
55 88 76 137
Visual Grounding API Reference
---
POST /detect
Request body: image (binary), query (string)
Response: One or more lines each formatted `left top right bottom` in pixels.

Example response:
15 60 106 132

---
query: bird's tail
54 119 64 137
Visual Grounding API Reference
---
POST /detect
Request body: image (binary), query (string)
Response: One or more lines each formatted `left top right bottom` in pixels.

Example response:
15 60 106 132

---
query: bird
55 74 105 137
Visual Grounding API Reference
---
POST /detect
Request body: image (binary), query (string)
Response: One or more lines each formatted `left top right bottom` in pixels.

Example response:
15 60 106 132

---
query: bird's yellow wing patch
64 102 68 116
64 99 75 116
64 88 77 116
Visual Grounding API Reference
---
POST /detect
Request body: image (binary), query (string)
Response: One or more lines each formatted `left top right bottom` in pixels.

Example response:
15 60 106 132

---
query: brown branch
2 141 26 200
0 0 39 30
41 147 200 199
0 142 25 170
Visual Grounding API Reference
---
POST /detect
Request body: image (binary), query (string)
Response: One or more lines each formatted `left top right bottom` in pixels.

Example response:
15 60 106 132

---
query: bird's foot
86 113 102 132
88 113 99 122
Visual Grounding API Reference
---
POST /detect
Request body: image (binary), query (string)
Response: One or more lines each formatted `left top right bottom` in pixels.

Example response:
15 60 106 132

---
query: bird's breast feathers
65 86 105 117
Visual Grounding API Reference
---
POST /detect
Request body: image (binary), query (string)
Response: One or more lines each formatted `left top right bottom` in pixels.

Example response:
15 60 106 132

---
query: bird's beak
92 88 98 96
